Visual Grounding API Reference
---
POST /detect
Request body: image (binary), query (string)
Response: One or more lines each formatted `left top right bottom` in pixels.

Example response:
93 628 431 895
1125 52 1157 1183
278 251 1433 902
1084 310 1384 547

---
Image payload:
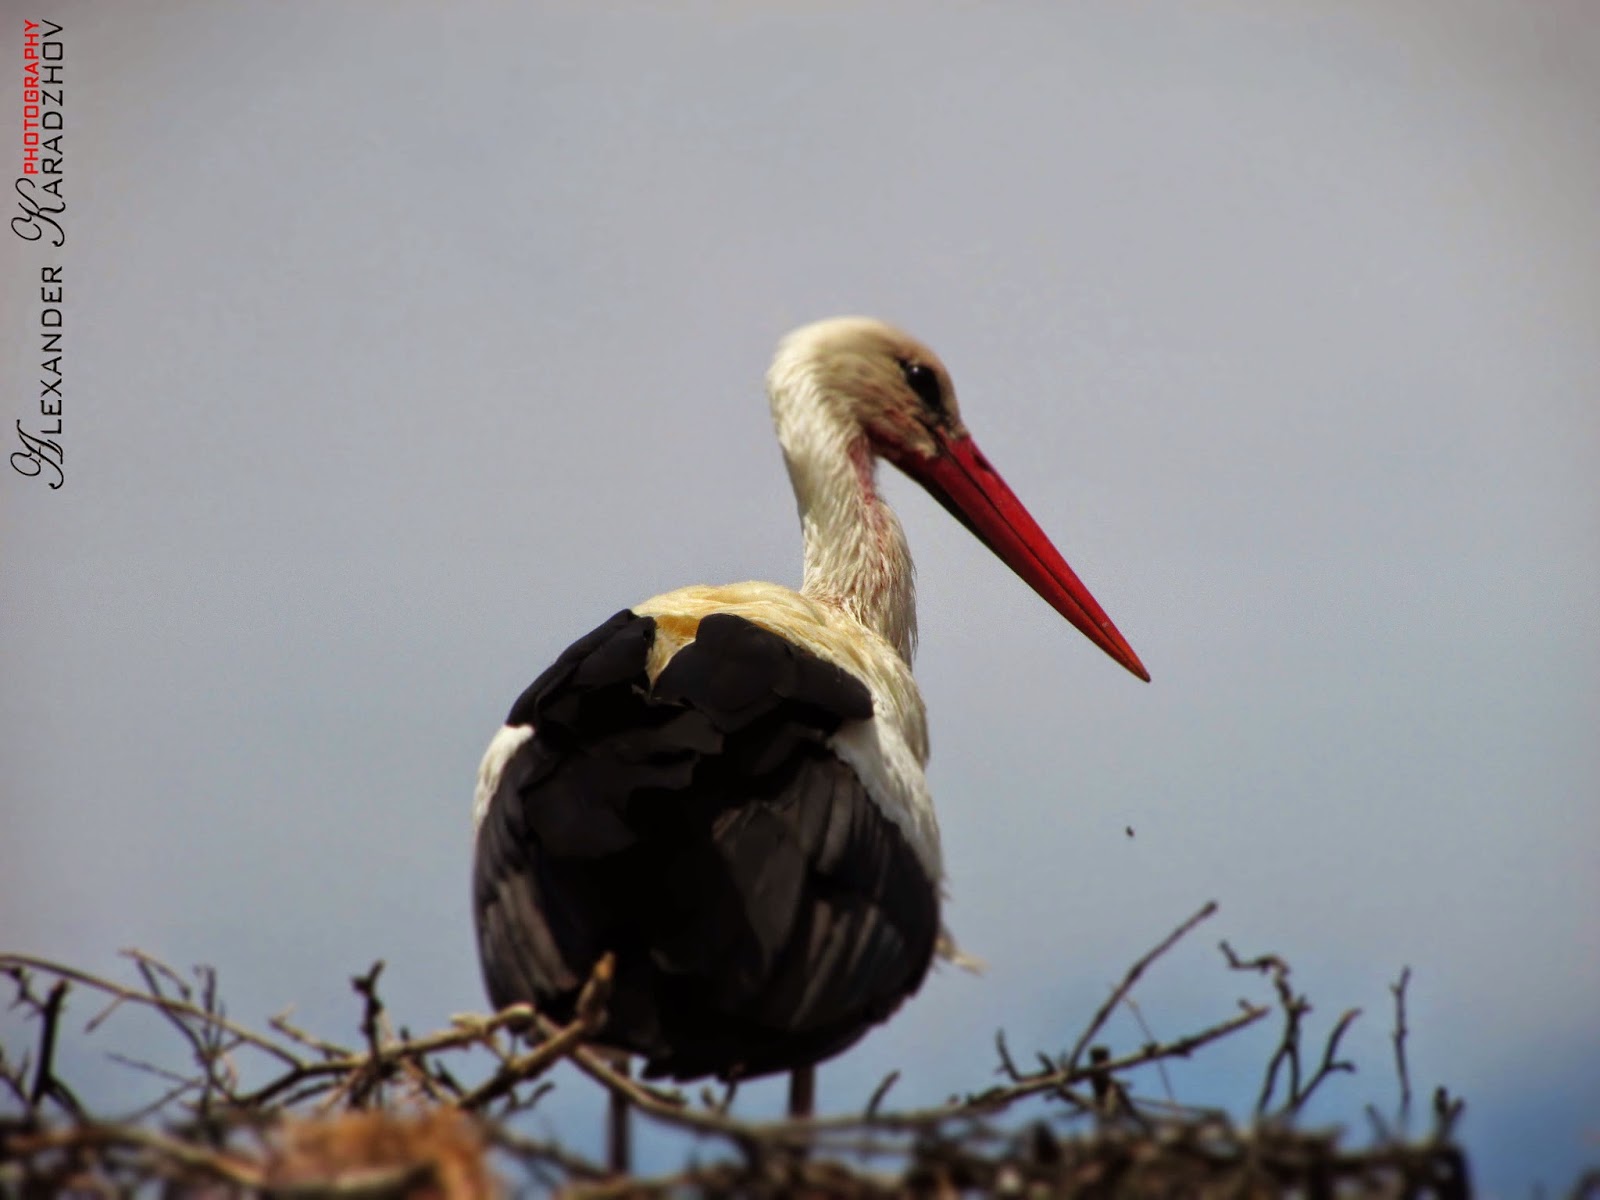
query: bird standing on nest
471 317 1148 1168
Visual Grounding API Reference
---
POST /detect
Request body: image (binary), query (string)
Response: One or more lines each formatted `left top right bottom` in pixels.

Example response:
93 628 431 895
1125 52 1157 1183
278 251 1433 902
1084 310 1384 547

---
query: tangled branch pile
1 903 1481 1197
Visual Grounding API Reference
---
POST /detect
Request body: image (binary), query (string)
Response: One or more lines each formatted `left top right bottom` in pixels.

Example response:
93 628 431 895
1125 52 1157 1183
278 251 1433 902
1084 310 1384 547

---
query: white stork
471 317 1147 1163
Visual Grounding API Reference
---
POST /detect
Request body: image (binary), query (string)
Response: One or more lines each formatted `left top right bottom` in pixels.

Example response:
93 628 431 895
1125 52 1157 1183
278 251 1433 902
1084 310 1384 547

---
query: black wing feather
473 610 938 1081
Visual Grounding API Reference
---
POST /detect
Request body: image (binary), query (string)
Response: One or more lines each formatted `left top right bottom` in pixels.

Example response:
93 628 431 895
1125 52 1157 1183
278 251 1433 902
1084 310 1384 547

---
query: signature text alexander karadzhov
11 18 66 489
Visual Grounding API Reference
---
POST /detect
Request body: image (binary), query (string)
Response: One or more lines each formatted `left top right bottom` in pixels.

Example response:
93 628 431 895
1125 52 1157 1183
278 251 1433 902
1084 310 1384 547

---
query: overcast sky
3 1 1597 1190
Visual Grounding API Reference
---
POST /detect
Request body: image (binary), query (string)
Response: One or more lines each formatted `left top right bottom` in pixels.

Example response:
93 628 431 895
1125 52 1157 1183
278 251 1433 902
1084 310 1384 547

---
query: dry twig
0 910 1493 1197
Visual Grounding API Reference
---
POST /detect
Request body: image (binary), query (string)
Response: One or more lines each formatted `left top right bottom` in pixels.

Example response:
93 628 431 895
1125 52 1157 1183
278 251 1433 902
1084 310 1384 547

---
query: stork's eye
898 359 945 415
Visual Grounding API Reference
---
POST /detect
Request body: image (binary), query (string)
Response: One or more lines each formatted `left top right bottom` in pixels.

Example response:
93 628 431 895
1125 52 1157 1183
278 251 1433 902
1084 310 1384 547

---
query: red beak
887 428 1150 682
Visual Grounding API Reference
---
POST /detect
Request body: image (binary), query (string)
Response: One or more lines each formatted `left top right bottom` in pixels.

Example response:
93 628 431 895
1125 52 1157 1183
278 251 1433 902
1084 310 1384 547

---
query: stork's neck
773 385 917 664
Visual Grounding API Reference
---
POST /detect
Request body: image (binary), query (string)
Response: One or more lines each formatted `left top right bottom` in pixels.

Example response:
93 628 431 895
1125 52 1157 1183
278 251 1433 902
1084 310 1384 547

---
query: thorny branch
0 907 1485 1196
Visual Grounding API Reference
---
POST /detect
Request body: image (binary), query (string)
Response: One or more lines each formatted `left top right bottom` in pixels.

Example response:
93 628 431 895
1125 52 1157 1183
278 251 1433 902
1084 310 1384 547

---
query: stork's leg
787 1066 816 1165
604 1052 632 1175
787 1065 815 1118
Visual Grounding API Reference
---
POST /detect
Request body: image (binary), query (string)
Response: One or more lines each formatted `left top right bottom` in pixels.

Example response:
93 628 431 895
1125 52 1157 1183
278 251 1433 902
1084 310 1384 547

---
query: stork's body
472 319 1146 1118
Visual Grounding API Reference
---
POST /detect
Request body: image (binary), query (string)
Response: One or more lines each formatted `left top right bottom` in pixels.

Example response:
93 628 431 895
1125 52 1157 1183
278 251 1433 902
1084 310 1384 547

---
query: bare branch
458 957 612 1112
0 913 1486 1195
864 1070 900 1118
1065 900 1218 1073
1390 965 1414 1129
1289 1006 1362 1116
1 952 302 1071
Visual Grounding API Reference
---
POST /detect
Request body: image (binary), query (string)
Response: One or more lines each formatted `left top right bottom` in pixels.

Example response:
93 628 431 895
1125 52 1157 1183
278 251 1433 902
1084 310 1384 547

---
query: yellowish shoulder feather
632 582 929 764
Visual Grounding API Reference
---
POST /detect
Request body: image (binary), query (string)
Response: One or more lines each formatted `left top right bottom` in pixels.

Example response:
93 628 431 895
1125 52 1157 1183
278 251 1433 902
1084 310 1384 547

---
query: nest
0 903 1508 1197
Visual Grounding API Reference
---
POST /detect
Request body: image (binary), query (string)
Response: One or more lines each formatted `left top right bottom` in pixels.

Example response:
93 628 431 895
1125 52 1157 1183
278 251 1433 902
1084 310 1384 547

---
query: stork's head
768 316 1149 682
769 317 966 460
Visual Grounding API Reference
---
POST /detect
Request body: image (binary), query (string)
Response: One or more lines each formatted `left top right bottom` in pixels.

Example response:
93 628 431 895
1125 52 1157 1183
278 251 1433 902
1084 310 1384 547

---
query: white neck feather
769 375 918 664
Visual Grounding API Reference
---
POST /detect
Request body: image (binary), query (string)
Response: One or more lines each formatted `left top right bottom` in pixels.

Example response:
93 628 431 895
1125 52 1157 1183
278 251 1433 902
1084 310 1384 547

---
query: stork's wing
472 610 939 1081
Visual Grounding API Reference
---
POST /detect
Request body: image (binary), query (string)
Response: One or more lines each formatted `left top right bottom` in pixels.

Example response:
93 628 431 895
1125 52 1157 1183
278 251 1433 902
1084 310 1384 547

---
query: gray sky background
2 1 1596 1190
